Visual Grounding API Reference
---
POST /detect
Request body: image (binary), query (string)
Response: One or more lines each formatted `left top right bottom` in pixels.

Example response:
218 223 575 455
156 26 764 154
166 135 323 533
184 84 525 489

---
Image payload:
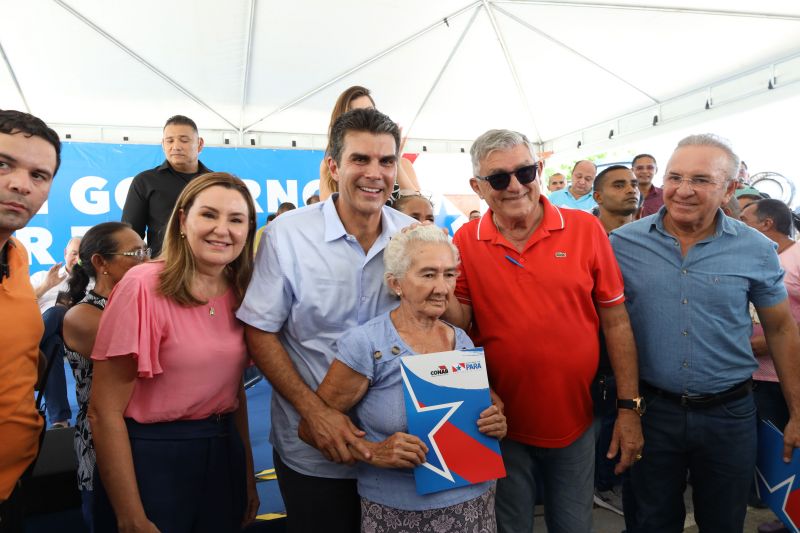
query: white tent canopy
2 0 800 153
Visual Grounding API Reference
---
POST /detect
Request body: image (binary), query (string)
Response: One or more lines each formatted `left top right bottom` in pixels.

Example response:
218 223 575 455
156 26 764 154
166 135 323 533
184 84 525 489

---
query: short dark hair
631 153 657 167
329 108 400 165
164 115 198 134
594 165 631 192
277 202 297 214
0 109 62 174
751 198 795 237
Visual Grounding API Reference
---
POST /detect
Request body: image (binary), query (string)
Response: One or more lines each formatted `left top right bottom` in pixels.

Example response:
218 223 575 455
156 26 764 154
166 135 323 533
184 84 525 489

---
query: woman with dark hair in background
90 172 259 533
319 85 421 201
62 221 148 531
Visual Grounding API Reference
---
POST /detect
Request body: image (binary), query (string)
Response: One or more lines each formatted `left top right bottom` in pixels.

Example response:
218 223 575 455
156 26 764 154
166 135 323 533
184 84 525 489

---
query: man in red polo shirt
444 129 643 533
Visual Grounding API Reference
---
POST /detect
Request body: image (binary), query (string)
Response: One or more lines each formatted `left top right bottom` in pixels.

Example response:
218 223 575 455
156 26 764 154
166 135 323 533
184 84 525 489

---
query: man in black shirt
121 115 211 256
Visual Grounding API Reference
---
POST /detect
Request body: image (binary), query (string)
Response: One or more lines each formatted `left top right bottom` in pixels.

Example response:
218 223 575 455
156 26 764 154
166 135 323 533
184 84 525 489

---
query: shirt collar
322 193 405 246
156 160 210 174
476 195 565 242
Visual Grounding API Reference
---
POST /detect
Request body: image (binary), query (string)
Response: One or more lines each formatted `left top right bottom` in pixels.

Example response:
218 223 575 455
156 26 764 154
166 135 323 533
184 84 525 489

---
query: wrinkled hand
360 432 428 469
297 406 370 465
43 262 66 291
782 417 800 463
477 404 507 439
241 475 260 527
607 410 644 475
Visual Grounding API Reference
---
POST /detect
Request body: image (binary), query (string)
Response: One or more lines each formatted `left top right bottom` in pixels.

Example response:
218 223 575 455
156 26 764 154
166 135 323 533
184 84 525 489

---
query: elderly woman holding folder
301 224 506 532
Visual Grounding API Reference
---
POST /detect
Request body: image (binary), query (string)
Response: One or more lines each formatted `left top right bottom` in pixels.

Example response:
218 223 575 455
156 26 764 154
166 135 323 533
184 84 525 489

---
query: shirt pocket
705 274 749 318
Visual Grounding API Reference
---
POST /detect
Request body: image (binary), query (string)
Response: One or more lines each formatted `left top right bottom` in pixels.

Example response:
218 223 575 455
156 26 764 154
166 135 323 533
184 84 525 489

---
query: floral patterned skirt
360 484 496 533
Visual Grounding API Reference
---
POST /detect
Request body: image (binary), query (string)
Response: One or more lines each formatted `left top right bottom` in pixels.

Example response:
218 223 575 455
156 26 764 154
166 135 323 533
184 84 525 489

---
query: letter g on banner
70 176 110 215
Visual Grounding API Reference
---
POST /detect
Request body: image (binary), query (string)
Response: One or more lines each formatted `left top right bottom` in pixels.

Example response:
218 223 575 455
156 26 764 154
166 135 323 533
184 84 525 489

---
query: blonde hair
158 172 256 307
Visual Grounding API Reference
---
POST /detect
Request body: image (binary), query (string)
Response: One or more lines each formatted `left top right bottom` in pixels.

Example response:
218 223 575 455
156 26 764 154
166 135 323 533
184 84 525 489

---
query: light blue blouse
336 311 493 511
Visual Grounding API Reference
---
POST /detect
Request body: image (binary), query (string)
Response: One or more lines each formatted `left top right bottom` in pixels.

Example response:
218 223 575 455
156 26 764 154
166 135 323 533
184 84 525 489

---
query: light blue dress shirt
609 209 787 395
236 195 415 478
548 188 597 211
337 312 492 511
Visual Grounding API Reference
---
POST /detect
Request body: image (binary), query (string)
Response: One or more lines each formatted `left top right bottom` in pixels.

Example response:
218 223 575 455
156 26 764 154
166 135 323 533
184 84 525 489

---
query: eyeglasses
108 248 151 261
476 164 538 190
396 189 432 201
663 175 722 190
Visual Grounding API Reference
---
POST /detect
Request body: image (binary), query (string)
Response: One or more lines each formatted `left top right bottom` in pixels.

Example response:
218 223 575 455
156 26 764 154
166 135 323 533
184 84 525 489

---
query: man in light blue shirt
609 134 800 532
237 108 414 533
549 160 597 211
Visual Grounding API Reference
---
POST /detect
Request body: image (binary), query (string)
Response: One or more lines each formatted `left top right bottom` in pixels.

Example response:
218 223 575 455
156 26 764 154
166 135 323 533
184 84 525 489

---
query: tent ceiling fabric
1 0 799 146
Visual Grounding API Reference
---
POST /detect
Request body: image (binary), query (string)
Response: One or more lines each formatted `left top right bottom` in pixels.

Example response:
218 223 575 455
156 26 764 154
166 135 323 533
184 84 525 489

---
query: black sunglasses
476 164 538 190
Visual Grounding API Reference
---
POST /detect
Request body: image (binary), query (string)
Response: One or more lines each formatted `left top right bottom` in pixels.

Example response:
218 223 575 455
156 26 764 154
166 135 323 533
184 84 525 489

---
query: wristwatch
616 396 646 416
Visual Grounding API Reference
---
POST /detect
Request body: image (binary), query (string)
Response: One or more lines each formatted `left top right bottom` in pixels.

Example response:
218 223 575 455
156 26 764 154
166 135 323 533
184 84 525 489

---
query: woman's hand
241 474 260 527
356 432 429 469
478 390 507 439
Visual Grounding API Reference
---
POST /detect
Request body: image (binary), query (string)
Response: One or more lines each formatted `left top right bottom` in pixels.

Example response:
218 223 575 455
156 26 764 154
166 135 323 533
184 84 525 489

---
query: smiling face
179 185 250 273
162 123 204 173
329 130 397 221
64 238 81 273
632 156 657 188
470 143 540 225
391 242 459 321
663 145 736 233
0 131 57 242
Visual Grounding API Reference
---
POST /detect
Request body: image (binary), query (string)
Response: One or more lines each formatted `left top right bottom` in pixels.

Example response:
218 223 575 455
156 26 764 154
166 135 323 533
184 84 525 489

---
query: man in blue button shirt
549 160 597 211
237 108 414 533
609 134 800 532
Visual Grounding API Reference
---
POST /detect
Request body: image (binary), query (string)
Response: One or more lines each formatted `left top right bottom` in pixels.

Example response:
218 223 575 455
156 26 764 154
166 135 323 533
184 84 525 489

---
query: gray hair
384 225 459 291
470 129 537 177
676 134 740 182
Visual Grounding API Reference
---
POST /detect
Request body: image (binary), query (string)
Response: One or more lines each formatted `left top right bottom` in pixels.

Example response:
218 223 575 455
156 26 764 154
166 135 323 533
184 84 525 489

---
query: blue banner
17 142 323 273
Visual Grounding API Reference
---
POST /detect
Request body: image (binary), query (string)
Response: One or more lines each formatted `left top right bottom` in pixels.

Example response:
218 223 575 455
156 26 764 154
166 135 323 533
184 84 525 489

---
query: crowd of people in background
2 80 800 533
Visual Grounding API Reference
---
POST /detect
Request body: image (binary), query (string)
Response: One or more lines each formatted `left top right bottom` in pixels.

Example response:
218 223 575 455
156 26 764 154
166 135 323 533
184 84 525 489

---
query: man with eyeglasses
549 160 598 211
0 109 61 532
632 154 663 217
444 129 643 533
609 134 800 532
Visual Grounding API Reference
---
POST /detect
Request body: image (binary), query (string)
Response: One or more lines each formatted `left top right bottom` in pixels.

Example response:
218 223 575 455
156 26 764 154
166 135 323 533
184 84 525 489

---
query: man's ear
469 178 483 198
197 137 205 153
327 156 340 185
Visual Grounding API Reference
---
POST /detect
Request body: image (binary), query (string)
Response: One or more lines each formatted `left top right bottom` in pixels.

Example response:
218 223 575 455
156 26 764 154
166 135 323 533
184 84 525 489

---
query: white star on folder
400 365 464 482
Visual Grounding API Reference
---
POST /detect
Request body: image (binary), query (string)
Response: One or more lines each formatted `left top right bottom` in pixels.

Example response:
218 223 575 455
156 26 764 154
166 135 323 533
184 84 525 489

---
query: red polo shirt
453 196 625 448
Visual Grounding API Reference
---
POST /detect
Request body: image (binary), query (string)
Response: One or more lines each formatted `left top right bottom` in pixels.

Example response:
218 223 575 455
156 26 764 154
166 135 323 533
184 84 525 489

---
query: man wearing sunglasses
549 160 598 212
445 129 642 533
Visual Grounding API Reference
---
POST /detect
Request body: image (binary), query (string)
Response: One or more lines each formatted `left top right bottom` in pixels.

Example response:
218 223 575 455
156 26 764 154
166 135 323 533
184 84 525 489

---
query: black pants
273 450 359 533
94 416 246 533
0 481 24 533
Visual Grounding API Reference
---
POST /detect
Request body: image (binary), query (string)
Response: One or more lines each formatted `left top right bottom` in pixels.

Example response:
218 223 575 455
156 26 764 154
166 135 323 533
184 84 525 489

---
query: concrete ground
532 488 781 532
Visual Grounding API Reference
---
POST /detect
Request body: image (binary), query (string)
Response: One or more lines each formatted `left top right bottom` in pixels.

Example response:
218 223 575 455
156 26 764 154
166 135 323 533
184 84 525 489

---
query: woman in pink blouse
89 173 259 533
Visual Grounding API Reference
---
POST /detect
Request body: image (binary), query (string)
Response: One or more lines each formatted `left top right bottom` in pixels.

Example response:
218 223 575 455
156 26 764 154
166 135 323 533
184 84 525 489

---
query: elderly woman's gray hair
384 225 460 289
470 129 537 177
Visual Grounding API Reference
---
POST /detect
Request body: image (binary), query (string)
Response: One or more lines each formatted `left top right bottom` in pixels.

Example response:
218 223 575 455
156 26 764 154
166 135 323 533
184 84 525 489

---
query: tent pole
52 0 239 130
0 40 31 113
403 4 482 142
482 0 543 144
242 1 483 133
239 0 257 134
491 1 800 22
493 4 659 104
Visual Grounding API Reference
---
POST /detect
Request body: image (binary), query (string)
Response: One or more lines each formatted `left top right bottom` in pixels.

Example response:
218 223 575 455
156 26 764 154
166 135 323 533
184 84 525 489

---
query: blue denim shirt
609 209 786 395
548 188 597 211
337 312 492 510
237 195 415 479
